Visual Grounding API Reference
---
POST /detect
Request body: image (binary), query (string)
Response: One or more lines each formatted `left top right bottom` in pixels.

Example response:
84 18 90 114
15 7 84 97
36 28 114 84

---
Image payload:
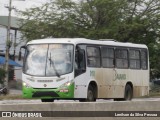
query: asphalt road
0 89 159 104
1 97 160 105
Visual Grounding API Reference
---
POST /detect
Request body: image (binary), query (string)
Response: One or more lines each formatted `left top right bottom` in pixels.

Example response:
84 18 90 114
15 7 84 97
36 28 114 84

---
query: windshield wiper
48 53 60 78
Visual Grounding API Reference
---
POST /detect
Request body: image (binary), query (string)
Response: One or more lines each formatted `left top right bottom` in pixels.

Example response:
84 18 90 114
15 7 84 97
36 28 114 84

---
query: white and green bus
19 38 149 102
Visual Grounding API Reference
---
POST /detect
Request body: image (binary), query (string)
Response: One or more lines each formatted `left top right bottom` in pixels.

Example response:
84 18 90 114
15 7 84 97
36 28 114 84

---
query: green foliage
0 68 6 84
18 0 160 79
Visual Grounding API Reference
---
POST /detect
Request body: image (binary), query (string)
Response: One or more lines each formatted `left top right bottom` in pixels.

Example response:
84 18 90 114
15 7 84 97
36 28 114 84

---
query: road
0 89 158 104
1 98 160 104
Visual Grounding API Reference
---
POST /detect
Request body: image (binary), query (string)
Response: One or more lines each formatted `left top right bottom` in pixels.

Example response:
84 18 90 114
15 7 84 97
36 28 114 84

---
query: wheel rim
126 89 131 100
125 86 132 100
88 90 94 101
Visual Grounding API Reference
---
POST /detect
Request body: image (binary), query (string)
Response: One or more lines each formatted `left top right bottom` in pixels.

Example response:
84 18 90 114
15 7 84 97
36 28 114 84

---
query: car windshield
24 44 73 76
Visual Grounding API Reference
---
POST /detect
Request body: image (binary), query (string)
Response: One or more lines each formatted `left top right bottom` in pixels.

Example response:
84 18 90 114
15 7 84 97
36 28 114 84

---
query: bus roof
27 38 148 49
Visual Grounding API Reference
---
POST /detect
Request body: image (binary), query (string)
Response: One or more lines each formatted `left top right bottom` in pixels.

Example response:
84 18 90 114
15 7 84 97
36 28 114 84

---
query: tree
18 0 126 40
18 0 160 78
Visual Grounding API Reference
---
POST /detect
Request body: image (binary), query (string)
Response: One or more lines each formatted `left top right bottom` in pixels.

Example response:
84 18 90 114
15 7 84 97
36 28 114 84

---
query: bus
19 38 149 102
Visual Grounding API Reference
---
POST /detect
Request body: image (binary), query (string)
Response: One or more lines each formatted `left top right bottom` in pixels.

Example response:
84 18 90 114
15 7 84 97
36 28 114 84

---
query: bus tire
41 99 54 102
124 84 133 101
87 85 96 102
79 85 96 102
114 84 133 101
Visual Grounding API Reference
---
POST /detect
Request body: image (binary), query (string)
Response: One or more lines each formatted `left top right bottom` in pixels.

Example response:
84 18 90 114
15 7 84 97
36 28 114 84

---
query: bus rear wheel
41 99 54 102
124 84 133 101
114 84 133 101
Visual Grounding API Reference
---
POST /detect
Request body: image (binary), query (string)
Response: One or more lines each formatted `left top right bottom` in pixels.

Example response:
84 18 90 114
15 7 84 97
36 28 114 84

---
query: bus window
101 47 114 68
141 50 148 70
115 49 128 68
129 49 140 69
87 47 101 67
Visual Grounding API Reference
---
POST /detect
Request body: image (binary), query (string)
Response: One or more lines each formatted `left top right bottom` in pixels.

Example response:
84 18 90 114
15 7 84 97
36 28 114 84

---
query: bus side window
141 50 148 70
75 49 86 77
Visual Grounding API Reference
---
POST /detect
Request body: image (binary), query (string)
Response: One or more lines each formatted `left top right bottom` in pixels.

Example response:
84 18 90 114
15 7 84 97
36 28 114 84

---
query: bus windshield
24 44 73 76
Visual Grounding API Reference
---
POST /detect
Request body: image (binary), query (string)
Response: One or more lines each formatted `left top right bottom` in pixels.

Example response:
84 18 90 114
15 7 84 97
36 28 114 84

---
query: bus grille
32 91 59 97
37 80 53 82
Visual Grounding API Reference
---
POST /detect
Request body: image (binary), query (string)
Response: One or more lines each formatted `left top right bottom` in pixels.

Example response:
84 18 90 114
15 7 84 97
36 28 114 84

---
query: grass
148 84 160 97
0 94 24 100
149 91 160 97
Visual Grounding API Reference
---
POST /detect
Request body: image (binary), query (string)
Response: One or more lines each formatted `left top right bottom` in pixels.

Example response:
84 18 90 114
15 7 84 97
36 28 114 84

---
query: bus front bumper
22 83 74 99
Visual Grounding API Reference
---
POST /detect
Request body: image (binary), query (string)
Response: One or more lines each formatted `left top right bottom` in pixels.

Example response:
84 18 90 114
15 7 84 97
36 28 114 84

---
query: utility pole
13 30 17 60
4 0 13 93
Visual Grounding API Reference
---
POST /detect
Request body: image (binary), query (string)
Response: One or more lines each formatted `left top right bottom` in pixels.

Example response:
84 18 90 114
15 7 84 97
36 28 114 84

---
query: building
0 16 25 82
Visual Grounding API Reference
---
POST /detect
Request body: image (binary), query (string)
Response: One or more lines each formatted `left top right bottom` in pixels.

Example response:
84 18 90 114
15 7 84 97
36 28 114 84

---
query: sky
0 0 50 16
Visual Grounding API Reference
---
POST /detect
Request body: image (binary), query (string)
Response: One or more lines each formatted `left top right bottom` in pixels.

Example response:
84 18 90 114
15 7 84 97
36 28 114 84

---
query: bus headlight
60 80 74 87
59 80 74 92
65 81 72 86
23 82 31 88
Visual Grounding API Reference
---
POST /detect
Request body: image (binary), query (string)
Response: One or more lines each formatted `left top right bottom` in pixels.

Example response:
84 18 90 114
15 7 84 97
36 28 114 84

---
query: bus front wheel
79 85 96 102
41 99 54 102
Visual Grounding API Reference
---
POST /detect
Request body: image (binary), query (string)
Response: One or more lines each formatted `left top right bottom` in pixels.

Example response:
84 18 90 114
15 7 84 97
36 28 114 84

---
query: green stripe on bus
22 83 74 99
